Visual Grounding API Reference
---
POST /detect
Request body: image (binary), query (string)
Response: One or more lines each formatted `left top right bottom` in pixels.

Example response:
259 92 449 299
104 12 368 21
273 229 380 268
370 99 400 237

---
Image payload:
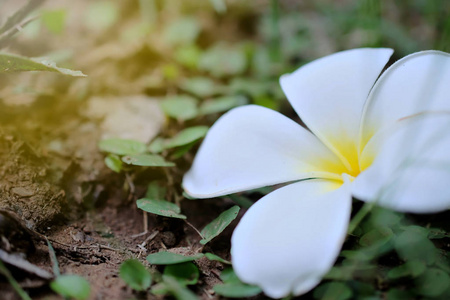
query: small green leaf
42 10 66 34
98 139 146 155
147 251 204 265
199 43 247 77
213 268 261 298
199 95 247 115
148 137 165 153
359 227 393 247
119 259 152 291
85 1 119 30
387 260 426 279
200 206 240 245
174 45 201 69
204 253 231 264
137 199 186 219
313 282 353 300
160 95 198 121
163 17 200 46
179 77 221 97
395 226 437 265
0 53 86 76
163 262 199 285
415 268 450 297
145 182 166 200
213 283 262 298
163 276 198 300
104 154 123 173
164 126 209 149
50 275 91 300
122 154 175 167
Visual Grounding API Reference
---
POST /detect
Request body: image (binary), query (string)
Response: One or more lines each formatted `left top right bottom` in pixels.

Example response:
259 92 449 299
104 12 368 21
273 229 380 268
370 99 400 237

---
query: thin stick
347 202 375 235
184 219 203 238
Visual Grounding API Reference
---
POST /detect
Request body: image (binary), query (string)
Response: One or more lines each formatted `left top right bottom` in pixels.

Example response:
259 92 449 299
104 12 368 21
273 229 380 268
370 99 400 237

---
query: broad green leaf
98 139 146 155
137 199 186 219
426 228 448 239
163 276 198 300
160 95 198 121
228 78 268 97
119 259 152 291
395 226 437 265
174 45 201 69
386 288 415 300
199 43 247 77
147 251 203 265
104 154 123 173
122 154 175 167
204 253 231 264
164 126 209 149
50 275 91 300
42 10 66 34
415 268 450 297
0 53 86 76
179 77 221 97
213 283 262 298
145 182 166 200
148 137 165 154
213 268 261 298
200 206 240 245
85 1 118 30
359 227 393 247
163 262 199 285
199 95 247 115
313 282 353 300
387 260 426 279
163 17 200 46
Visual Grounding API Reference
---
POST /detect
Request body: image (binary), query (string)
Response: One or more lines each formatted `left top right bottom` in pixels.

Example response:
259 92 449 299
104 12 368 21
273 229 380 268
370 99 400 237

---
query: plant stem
347 202 375 235
0 260 32 300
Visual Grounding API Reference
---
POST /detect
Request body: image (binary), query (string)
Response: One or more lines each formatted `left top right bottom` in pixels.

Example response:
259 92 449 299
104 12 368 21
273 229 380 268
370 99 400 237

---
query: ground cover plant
0 0 449 299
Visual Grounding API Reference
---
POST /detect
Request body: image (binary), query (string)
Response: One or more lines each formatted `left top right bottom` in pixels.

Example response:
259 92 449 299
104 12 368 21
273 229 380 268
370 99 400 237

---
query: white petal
354 113 450 213
360 51 450 150
231 180 352 298
183 105 346 198
280 48 393 172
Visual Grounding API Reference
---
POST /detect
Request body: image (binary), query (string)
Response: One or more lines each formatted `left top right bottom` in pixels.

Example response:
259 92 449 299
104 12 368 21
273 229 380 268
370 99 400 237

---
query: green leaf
204 253 231 264
50 275 91 300
164 126 209 149
199 43 247 77
359 227 393 247
387 260 426 279
104 154 123 173
395 226 437 265
137 199 186 219
122 154 175 167
0 53 86 76
119 259 152 291
148 137 165 153
147 251 204 265
199 95 247 115
145 182 166 200
179 77 221 97
85 1 118 30
174 45 201 69
163 262 199 285
313 282 353 300
42 9 66 34
163 17 200 46
200 205 240 245
415 268 450 297
160 95 198 121
98 138 146 155
163 276 198 300
213 283 262 298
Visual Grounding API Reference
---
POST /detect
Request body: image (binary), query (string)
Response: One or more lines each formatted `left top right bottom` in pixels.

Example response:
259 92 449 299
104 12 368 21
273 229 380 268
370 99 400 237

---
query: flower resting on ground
182 48 450 298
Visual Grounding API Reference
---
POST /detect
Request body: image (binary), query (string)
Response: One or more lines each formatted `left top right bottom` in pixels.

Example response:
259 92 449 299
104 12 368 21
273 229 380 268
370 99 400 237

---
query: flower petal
231 179 352 298
360 51 450 150
183 105 346 198
280 48 393 173
354 113 450 213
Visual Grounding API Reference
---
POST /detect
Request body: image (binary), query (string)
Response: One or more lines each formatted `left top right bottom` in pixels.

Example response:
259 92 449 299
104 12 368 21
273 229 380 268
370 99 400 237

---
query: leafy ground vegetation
0 0 449 299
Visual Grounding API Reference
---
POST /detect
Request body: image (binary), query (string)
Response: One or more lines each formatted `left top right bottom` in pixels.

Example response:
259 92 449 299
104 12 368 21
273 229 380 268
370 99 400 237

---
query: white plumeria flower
182 48 450 298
